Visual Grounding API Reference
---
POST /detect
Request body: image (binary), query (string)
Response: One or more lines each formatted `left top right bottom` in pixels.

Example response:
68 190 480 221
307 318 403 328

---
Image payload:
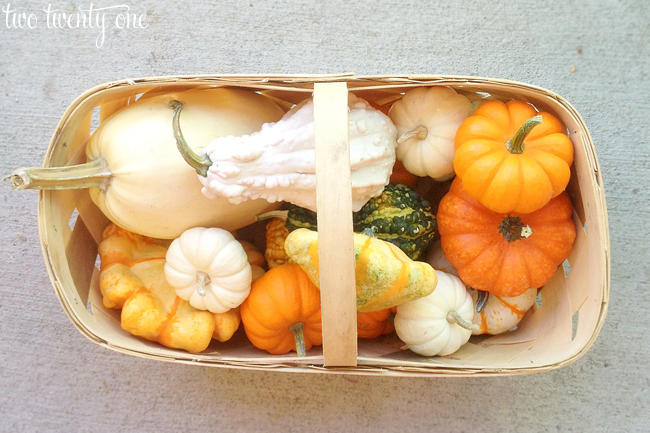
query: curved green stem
289 322 307 357
9 158 111 191
505 115 543 154
446 310 479 332
255 210 289 222
169 100 212 177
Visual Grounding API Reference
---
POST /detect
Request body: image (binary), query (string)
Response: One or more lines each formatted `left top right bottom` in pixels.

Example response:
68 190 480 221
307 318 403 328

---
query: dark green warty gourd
284 184 436 260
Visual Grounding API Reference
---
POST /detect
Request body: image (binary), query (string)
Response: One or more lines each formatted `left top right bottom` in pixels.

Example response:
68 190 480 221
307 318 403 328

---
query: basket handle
313 82 358 367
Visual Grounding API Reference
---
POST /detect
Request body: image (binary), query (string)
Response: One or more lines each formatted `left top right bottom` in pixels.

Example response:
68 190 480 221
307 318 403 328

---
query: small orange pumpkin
453 99 574 214
240 264 322 356
437 178 576 297
357 309 394 339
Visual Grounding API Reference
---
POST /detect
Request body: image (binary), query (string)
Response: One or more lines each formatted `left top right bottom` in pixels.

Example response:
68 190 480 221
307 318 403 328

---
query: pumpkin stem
169 100 213 177
196 272 210 297
289 322 307 357
255 210 289 221
505 115 543 154
9 158 112 191
498 216 533 242
446 310 479 332
475 290 490 313
397 125 428 145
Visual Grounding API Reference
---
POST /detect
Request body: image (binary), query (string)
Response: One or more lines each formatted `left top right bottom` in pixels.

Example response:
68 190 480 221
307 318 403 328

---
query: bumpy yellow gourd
98 224 242 353
284 228 437 313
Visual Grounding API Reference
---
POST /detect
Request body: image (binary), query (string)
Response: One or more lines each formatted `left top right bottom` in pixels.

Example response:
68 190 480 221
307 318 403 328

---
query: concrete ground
1 0 648 431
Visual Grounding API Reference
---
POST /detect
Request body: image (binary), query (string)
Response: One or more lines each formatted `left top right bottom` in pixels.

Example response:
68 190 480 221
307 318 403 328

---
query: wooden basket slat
457 341 537 365
99 94 135 122
534 269 574 343
64 216 97 308
35 75 609 376
61 111 92 164
574 281 607 349
511 272 574 364
566 167 587 228
74 191 110 247
566 221 590 316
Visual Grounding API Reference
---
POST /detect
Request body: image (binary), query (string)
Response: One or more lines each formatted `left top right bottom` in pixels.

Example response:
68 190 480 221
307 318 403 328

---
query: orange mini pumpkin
241 264 322 356
437 178 576 297
453 99 574 214
357 309 395 339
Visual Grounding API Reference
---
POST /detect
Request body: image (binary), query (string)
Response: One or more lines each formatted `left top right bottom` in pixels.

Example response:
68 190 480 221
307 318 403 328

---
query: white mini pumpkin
394 270 476 357
164 227 252 313
388 87 473 181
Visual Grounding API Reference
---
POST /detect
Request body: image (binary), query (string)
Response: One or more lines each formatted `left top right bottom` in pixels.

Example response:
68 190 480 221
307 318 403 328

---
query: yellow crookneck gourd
284 228 437 313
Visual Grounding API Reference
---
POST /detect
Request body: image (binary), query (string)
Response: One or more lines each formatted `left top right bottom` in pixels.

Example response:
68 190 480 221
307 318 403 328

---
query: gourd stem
446 310 479 332
196 272 210 297
505 115 543 154
289 322 307 357
498 216 533 242
255 210 289 221
397 125 428 145
9 158 111 191
475 290 490 313
169 100 212 177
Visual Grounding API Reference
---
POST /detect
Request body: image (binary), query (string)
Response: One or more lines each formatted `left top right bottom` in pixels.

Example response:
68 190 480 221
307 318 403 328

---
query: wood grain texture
313 82 357 367
0 0 648 431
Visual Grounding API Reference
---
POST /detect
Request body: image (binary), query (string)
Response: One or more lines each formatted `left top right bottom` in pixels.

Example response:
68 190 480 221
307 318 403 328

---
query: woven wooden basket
30 74 609 376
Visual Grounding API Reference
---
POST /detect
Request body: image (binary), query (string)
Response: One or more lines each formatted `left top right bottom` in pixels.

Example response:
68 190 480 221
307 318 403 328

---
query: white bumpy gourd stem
196 94 397 212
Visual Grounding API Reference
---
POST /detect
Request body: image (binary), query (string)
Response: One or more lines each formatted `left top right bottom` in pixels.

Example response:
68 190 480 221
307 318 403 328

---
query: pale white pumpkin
164 227 252 314
176 94 397 212
388 87 473 181
394 270 476 357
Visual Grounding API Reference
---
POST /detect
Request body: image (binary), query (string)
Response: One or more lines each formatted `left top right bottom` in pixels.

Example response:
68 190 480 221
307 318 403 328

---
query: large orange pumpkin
453 99 574 214
240 264 322 356
437 178 576 297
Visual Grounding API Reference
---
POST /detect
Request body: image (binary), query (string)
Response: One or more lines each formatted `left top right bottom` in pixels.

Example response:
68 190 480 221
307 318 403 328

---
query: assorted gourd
12 84 579 359
263 183 436 260
389 86 474 181
164 227 253 314
453 99 574 214
394 270 476 356
284 228 438 313
173 93 397 213
436 178 576 297
11 88 286 238
241 264 322 356
97 224 249 353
